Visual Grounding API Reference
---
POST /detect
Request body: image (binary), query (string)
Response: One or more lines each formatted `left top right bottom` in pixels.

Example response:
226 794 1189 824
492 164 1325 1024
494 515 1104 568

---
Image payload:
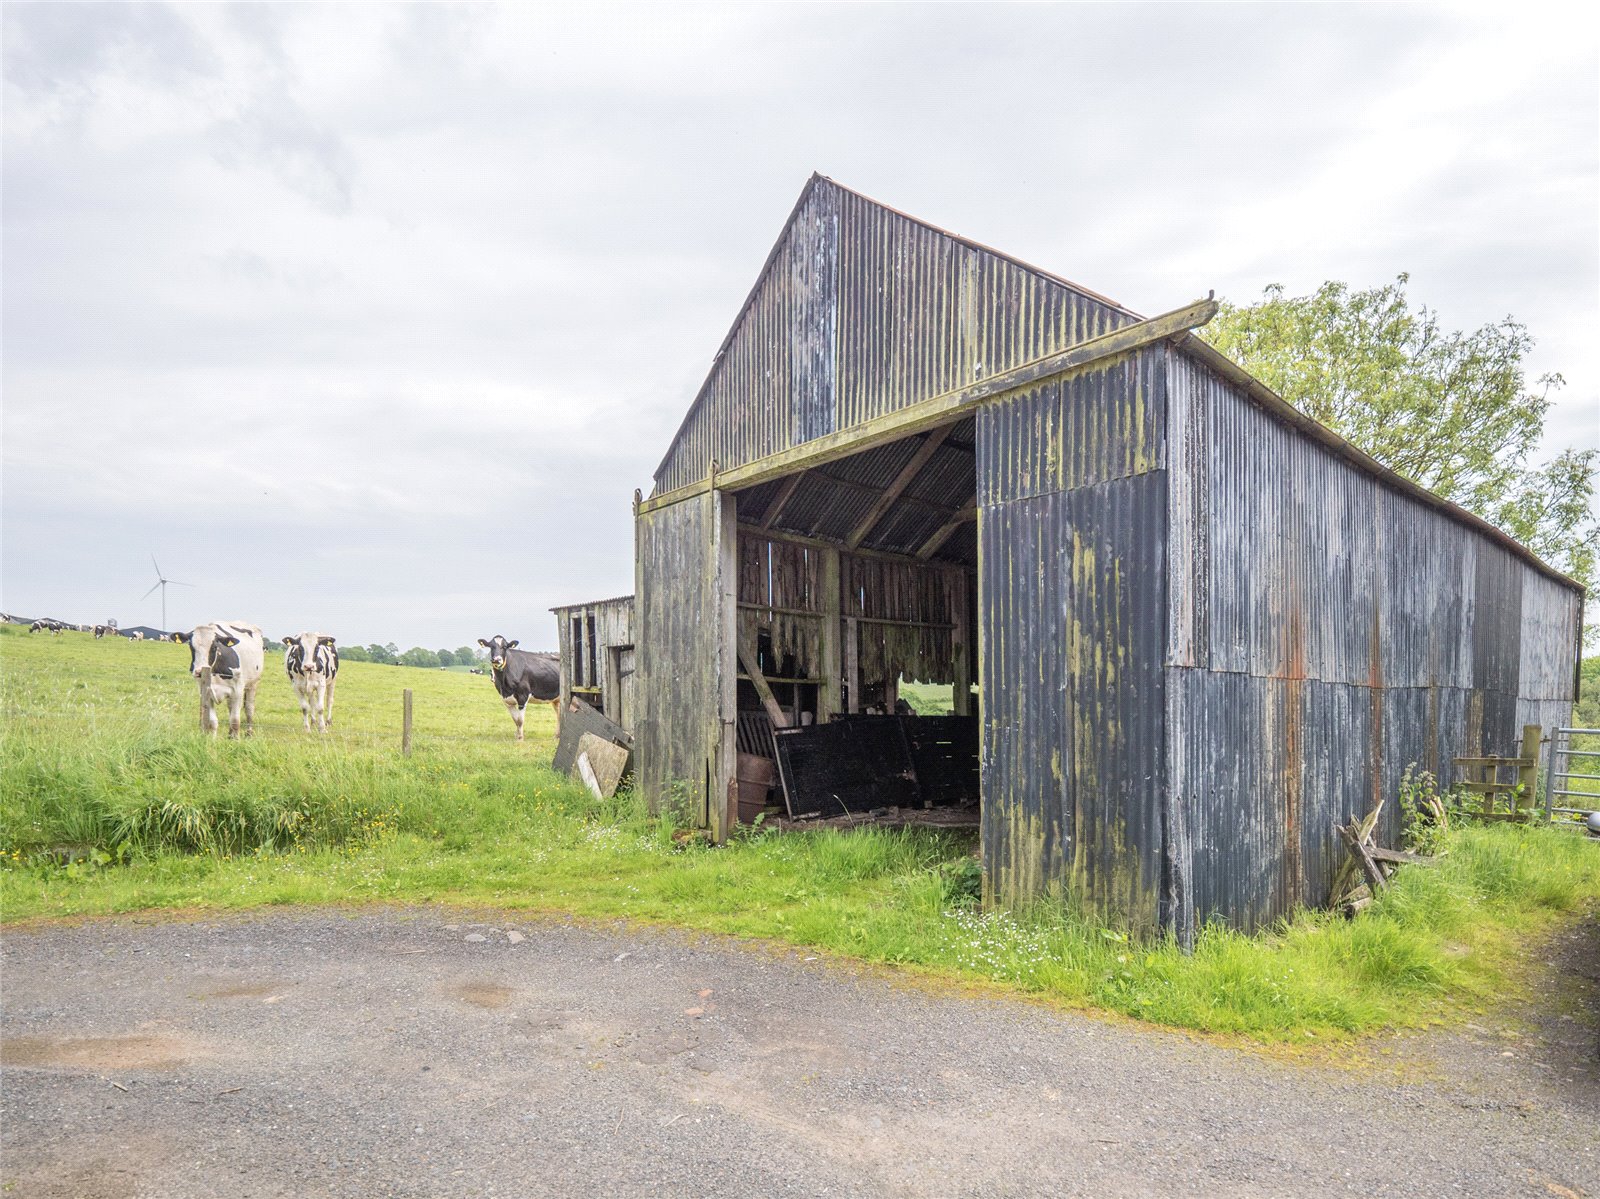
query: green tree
437 648 455 668
1204 275 1597 592
401 647 440 669
456 645 481 664
341 645 370 663
366 643 396 665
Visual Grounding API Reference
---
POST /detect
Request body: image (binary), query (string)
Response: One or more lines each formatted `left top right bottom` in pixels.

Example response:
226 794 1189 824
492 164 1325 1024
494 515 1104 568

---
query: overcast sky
4 3 1596 650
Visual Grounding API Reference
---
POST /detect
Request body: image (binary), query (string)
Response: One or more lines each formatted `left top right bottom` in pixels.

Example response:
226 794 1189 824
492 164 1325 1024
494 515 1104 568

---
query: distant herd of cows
8 616 560 741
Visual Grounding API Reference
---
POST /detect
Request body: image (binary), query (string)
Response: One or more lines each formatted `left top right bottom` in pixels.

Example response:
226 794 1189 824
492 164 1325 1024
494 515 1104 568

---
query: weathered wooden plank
818 545 842 723
1336 822 1388 894
1368 846 1435 867
915 499 977 560
713 490 739 842
759 470 807 530
736 639 790 729
844 616 860 714
738 523 972 571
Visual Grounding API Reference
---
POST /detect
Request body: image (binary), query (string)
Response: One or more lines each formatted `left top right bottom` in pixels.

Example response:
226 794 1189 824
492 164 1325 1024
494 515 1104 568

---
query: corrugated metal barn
632 174 1584 936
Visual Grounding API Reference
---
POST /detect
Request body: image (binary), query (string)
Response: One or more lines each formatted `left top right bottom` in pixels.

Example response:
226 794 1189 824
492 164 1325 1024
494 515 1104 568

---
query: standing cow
172 622 265 738
282 632 339 732
477 635 559 741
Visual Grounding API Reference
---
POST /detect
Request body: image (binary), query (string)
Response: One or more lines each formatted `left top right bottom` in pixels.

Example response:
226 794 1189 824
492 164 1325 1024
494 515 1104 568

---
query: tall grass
3 625 1597 1041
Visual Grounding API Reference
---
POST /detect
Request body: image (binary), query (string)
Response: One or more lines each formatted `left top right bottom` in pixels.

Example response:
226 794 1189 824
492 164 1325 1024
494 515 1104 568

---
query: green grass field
3 622 1597 1042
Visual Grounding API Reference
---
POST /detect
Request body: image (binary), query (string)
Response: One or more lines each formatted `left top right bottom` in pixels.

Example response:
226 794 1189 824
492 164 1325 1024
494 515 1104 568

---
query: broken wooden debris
1330 801 1438 916
553 695 632 795
576 733 630 801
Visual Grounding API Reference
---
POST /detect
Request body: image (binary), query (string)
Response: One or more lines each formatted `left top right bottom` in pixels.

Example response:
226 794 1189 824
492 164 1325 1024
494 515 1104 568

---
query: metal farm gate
1544 727 1600 828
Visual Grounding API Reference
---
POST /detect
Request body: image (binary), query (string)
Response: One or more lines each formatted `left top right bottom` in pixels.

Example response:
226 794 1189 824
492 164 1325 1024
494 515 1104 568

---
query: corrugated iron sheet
978 348 1169 927
655 176 1134 493
1162 346 1581 932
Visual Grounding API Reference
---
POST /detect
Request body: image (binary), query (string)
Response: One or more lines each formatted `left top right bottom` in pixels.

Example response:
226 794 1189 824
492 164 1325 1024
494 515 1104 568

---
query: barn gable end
653 175 1139 494
633 175 1585 937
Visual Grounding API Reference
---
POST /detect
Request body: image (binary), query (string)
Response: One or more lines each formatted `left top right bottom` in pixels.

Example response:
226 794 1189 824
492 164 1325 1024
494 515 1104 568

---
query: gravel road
2 909 1595 1198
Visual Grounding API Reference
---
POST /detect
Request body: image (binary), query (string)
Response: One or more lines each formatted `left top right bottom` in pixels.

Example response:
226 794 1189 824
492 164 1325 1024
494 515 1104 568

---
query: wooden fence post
1517 724 1539 822
402 689 414 757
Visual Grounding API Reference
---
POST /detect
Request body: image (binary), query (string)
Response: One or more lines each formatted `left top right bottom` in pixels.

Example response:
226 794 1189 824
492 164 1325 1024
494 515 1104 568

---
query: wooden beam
637 298 1218 514
759 470 807 530
845 426 951 549
916 498 977 560
1335 822 1388 894
736 639 789 729
950 571 971 717
818 545 842 724
844 616 860 715
738 523 970 573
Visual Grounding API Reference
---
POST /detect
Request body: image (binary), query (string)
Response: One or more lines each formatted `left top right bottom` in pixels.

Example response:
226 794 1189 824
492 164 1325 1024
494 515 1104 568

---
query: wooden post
402 689 414 757
818 546 841 723
844 616 860 714
711 489 739 844
1336 821 1388 894
199 665 212 733
950 571 971 717
737 640 789 729
1517 724 1540 822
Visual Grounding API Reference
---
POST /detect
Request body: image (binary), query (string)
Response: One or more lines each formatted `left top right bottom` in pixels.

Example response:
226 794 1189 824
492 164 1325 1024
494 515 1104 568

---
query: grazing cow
172 622 265 738
94 625 111 639
476 635 559 741
282 632 339 732
129 630 144 642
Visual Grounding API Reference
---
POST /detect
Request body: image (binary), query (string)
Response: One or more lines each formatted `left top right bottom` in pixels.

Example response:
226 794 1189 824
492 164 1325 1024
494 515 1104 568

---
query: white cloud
4 2 1595 645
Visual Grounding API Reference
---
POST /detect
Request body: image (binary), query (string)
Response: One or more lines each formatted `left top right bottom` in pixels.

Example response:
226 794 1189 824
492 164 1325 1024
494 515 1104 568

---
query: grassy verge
4 626 1597 1041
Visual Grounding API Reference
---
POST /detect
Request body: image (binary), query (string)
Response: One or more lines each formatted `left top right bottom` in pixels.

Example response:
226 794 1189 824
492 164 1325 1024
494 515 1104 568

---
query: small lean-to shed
633 174 1584 934
551 595 636 731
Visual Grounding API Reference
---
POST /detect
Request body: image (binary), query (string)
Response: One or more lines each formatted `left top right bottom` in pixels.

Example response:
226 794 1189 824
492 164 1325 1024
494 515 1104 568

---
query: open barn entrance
726 415 980 829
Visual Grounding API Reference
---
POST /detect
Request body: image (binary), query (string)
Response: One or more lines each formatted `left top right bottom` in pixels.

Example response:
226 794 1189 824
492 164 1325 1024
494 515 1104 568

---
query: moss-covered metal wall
1161 346 1583 938
976 348 1170 927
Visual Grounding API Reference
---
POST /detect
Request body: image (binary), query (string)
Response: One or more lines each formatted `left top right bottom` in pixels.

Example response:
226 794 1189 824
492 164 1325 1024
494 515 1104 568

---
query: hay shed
631 174 1584 935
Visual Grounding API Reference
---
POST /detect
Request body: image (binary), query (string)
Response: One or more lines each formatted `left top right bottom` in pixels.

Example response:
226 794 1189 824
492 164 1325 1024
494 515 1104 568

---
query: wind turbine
142 556 194 631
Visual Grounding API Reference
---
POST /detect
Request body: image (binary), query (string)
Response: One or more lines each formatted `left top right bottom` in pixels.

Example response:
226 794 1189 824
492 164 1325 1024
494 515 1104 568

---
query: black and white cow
282 632 339 732
172 622 265 738
29 619 64 635
476 635 559 742
94 625 112 639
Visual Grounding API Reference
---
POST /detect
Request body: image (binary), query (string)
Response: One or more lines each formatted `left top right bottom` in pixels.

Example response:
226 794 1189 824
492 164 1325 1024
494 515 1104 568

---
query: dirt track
2 909 1596 1198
